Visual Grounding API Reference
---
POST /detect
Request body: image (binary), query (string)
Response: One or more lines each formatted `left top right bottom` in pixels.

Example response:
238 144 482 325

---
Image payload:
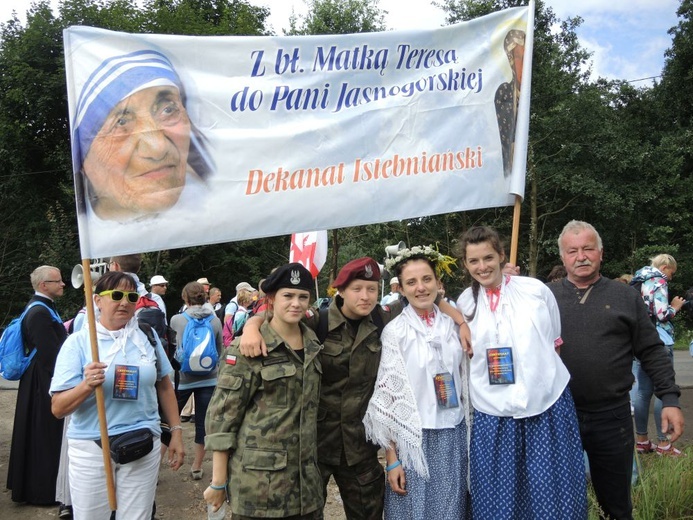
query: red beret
332 257 381 289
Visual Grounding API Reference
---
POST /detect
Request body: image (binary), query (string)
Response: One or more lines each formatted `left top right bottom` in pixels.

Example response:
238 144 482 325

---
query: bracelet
385 460 401 471
169 425 183 432
209 481 228 490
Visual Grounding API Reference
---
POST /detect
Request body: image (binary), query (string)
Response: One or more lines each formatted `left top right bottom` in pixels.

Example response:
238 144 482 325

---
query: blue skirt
385 420 469 520
470 388 587 520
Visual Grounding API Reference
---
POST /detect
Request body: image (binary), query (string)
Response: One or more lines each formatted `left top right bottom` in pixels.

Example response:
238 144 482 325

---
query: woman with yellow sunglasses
50 271 185 519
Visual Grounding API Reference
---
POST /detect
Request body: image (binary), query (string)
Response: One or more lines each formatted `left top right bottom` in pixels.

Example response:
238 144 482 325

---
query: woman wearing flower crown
457 226 586 519
363 246 471 519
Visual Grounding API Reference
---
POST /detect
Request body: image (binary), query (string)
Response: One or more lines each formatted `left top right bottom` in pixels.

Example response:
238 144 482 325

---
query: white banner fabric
64 5 533 258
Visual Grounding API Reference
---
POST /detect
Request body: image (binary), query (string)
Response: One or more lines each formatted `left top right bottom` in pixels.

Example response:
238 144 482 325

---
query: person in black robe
7 265 68 505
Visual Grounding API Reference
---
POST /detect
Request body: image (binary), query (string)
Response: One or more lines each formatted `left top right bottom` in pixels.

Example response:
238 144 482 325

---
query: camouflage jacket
305 296 401 466
205 321 323 517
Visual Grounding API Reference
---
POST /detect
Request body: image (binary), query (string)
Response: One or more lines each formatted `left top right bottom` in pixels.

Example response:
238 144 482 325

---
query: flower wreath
385 245 457 279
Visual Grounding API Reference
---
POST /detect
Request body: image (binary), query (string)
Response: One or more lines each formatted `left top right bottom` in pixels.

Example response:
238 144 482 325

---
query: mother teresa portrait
71 49 214 222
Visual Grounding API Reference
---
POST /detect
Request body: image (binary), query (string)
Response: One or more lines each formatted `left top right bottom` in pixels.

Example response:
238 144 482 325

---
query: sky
0 0 682 84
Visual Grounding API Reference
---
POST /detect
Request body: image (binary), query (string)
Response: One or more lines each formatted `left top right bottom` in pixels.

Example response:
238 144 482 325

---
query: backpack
175 314 217 375
222 314 235 347
214 305 225 323
629 278 658 325
0 302 61 381
232 308 251 338
137 323 176 443
136 294 177 364
225 300 239 319
629 279 643 296
222 299 247 347
64 307 87 334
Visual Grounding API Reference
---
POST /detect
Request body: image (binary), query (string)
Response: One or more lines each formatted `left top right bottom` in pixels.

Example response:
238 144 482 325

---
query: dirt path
0 386 347 519
1 387 690 519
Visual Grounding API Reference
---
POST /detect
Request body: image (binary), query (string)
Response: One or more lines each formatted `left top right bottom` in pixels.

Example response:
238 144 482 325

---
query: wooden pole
82 259 117 511
509 195 522 266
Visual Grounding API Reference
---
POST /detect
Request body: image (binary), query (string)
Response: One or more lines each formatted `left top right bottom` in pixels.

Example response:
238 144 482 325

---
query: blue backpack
0 302 61 380
175 314 217 375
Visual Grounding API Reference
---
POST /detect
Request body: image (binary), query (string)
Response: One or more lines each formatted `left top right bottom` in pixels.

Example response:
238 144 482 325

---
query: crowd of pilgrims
6 221 685 520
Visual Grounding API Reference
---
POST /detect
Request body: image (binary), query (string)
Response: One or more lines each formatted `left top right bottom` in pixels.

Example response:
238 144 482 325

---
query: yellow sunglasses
98 290 140 304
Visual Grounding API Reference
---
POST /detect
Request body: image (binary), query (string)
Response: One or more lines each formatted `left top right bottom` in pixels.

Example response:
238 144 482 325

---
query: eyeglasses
153 284 168 287
98 290 140 304
44 280 64 284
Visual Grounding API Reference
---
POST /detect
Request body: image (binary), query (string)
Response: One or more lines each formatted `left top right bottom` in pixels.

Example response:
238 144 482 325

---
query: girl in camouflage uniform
204 263 323 519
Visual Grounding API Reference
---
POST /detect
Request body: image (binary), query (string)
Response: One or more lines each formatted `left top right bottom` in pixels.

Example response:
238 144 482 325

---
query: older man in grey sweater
549 220 684 520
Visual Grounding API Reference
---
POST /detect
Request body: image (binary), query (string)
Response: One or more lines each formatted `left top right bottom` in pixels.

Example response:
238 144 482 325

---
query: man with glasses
7 266 68 512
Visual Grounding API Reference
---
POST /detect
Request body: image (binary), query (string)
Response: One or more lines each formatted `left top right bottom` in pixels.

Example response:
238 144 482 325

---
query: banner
290 231 328 277
64 5 533 258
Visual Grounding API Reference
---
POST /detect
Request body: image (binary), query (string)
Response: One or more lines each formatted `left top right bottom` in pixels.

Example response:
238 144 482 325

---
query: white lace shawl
363 305 471 480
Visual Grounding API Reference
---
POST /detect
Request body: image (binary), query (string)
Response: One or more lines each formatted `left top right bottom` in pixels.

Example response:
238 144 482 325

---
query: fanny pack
95 428 154 465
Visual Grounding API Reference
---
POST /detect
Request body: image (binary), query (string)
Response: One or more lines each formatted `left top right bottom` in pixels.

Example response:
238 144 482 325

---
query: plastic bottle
208 502 227 520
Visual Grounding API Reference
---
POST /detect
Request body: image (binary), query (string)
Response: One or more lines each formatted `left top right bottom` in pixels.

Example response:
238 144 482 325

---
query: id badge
113 365 140 400
433 372 459 409
486 347 515 385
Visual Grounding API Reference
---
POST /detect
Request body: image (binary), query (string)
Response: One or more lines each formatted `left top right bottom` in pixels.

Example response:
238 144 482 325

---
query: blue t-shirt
50 325 173 440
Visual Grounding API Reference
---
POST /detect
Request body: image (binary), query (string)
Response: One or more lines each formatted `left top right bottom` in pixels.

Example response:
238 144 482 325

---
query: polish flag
290 231 328 277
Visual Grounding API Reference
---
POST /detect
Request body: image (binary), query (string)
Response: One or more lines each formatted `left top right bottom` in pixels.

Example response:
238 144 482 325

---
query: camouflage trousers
318 454 385 520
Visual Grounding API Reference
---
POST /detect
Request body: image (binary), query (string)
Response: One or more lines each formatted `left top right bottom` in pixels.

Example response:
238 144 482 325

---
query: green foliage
659 0 693 127
0 1 76 324
0 0 271 326
288 0 386 35
587 447 693 519
434 0 693 290
633 447 693 520
141 0 270 36
3 0 693 325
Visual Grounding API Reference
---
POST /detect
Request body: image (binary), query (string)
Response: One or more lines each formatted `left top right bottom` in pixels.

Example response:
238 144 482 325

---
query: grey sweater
549 276 680 413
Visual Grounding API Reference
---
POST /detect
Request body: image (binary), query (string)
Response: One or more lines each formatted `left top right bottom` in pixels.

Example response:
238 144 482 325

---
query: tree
0 1 77 321
646 0 693 291
435 1 676 281
2 0 691 327
141 0 270 36
287 0 386 36
0 0 273 325
284 0 388 284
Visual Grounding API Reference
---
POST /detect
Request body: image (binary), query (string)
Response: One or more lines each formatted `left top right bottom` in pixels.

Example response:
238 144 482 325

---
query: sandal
656 443 683 457
191 468 204 480
636 440 657 454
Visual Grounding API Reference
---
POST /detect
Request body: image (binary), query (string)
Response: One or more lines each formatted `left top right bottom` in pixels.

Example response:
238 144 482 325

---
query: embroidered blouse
457 275 569 419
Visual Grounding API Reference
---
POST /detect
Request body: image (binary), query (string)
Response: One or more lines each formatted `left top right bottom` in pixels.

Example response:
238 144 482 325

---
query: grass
674 334 691 351
587 446 693 519
674 324 693 351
